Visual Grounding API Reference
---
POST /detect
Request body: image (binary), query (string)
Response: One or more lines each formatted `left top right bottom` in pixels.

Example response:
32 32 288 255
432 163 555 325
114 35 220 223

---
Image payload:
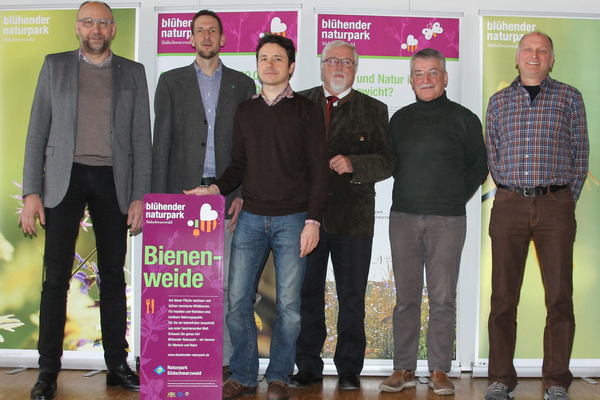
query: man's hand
226 198 243 234
300 223 319 258
329 154 353 175
18 194 45 235
183 185 219 196
127 200 143 234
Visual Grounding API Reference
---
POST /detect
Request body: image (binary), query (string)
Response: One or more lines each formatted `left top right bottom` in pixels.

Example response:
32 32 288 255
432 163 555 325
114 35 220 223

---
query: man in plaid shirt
484 32 589 400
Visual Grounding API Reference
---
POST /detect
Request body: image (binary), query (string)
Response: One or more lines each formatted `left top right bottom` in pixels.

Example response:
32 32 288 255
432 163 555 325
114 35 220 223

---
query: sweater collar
414 91 448 110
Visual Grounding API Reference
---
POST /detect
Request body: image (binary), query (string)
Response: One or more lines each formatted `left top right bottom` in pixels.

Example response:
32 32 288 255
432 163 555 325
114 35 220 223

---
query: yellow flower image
0 314 24 343
29 280 102 351
0 232 15 262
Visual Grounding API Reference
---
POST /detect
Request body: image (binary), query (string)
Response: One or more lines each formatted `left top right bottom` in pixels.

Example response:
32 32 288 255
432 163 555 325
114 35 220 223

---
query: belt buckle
522 187 538 197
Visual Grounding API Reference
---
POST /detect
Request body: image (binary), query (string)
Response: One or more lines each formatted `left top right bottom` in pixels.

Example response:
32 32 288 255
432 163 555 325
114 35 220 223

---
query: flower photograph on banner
0 7 138 356
1 181 134 353
479 15 600 361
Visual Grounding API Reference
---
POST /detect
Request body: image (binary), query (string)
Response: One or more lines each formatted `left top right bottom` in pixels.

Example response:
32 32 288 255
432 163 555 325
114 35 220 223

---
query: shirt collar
78 48 112 68
512 74 552 88
253 84 294 106
194 59 223 80
323 85 352 101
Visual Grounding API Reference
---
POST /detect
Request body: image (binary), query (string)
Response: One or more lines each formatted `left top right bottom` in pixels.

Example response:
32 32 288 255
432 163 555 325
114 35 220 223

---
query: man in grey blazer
18 2 151 399
151 9 255 375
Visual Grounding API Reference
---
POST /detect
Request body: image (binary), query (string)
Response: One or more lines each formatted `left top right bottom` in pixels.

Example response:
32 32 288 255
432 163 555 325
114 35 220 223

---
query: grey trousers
389 211 466 371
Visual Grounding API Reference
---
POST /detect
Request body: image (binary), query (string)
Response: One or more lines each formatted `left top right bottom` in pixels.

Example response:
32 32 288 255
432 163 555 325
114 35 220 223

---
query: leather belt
200 177 216 187
497 184 568 197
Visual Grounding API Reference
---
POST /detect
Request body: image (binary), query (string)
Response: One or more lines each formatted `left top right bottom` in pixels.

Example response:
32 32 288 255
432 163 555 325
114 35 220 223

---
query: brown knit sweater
215 93 329 222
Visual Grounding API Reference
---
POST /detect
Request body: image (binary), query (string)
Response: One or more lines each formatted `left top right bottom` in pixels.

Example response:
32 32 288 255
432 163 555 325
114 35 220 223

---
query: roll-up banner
0 6 138 369
477 13 600 377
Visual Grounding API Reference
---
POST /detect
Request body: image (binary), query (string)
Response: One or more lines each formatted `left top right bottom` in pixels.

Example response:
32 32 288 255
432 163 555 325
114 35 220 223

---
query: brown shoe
379 369 417 392
429 371 455 395
222 379 256 399
266 381 289 400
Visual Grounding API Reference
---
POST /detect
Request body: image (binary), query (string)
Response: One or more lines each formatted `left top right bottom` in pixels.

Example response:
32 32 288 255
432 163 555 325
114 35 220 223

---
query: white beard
329 74 348 93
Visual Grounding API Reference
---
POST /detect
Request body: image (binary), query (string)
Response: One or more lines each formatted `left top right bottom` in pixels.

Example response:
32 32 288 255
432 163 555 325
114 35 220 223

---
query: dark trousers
38 163 129 373
295 228 373 377
487 187 576 390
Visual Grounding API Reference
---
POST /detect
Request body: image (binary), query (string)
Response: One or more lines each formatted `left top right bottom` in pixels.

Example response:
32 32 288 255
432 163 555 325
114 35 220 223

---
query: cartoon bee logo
401 34 419 52
259 17 288 38
188 203 218 236
423 22 443 40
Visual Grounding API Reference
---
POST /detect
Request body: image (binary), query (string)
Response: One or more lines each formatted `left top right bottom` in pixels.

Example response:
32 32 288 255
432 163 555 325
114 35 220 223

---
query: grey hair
517 31 555 57
321 40 359 69
410 48 446 72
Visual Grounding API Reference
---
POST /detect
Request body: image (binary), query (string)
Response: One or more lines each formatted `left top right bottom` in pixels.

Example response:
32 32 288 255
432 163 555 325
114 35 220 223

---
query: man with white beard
290 40 395 391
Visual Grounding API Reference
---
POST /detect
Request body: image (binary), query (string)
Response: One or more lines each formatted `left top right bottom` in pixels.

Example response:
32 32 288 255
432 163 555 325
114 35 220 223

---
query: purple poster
318 14 459 58
140 194 225 399
157 11 299 54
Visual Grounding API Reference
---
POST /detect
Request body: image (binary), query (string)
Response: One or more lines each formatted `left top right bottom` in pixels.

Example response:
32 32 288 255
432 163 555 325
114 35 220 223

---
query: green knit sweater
389 92 488 216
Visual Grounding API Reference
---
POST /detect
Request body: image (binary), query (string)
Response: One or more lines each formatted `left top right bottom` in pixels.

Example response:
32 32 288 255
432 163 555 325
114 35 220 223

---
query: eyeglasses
322 57 356 68
78 18 113 29
412 69 443 79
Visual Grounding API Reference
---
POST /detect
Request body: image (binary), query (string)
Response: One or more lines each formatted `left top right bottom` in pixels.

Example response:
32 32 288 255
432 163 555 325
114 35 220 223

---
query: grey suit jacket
151 62 256 215
22 50 152 214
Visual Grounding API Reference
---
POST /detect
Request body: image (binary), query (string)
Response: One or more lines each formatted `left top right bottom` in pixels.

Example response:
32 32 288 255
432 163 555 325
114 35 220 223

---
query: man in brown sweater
184 35 328 400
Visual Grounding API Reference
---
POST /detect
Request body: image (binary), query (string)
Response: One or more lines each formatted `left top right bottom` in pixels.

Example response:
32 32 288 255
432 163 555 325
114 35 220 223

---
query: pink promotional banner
318 14 459 59
315 13 461 116
140 194 225 399
158 11 299 55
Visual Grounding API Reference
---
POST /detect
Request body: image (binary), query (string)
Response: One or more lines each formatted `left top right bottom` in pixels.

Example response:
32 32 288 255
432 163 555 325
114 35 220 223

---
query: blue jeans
227 210 307 386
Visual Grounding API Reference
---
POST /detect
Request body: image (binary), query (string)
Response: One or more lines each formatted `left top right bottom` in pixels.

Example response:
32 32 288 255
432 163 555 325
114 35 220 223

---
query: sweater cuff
209 184 220 195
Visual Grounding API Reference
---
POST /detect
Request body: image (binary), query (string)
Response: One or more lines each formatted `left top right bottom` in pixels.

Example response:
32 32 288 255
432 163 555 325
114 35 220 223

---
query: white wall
4 0 599 373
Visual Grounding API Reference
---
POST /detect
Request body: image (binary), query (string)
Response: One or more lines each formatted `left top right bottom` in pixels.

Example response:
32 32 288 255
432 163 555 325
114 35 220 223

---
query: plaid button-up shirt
254 84 294 106
486 75 589 200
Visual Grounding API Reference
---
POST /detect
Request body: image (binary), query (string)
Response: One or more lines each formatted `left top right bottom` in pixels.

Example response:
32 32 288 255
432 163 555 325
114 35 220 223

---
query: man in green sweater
379 48 488 395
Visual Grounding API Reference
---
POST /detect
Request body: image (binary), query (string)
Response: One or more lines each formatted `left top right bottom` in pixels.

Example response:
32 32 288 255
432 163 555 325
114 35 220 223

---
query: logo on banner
154 365 166 375
422 22 443 40
402 35 419 52
402 21 446 53
259 16 288 38
188 203 218 236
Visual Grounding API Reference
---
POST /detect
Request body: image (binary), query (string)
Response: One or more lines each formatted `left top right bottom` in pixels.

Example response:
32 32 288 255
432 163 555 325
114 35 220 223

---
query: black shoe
289 371 323 389
338 372 360 391
106 363 140 391
30 371 58 400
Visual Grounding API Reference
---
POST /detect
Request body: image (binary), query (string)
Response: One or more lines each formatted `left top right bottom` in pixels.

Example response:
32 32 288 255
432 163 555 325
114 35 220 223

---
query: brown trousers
487 187 576 390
